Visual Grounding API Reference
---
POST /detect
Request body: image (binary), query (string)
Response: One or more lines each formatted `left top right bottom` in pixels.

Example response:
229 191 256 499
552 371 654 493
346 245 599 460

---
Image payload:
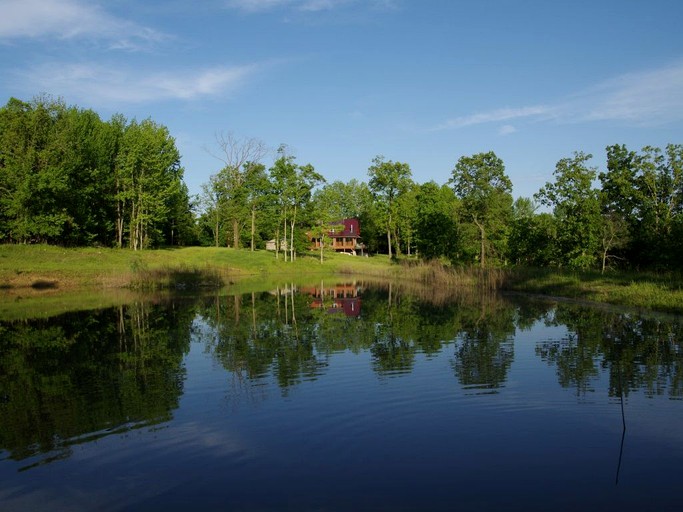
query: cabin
310 218 363 255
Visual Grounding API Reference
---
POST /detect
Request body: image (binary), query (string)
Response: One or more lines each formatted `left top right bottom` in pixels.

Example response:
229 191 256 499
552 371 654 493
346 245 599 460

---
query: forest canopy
1 96 681 271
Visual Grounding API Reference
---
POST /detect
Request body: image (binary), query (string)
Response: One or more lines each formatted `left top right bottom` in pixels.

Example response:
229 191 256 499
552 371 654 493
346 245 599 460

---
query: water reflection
535 304 683 399
302 282 362 317
1 282 683 474
0 300 193 469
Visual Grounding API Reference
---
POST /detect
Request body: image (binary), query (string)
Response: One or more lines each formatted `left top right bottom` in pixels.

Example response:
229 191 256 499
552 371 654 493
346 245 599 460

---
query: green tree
535 152 601 269
0 96 72 243
269 146 324 261
243 162 271 251
199 175 225 247
0 96 191 249
368 156 412 258
413 182 459 260
206 133 268 249
601 144 683 269
116 119 184 249
449 151 513 267
309 190 339 263
0 96 120 245
395 182 419 256
508 197 557 266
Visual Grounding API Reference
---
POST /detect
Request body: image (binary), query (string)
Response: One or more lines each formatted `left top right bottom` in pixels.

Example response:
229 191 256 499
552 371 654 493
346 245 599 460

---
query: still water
1 281 682 511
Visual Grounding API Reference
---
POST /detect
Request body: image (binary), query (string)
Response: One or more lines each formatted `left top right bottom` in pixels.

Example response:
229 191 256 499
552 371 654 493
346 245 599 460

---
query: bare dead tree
207 131 269 172
204 132 269 248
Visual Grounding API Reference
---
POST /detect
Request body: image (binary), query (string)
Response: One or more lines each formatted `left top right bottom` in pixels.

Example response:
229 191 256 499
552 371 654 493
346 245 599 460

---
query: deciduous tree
368 156 412 258
450 151 512 267
535 152 601 269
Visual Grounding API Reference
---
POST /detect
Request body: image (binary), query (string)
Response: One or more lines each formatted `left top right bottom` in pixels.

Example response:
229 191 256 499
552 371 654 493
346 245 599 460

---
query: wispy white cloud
432 61 683 132
225 0 292 12
0 0 165 49
571 61 683 125
13 62 260 105
498 124 517 136
433 105 553 131
225 0 393 13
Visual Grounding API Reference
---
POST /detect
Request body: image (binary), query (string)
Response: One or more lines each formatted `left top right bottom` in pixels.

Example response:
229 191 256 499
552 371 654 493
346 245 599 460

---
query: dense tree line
0 96 194 248
200 134 682 272
2 96 681 271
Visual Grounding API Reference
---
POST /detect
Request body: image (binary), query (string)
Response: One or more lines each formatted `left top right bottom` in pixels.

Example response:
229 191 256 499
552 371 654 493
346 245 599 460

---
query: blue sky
2 0 683 201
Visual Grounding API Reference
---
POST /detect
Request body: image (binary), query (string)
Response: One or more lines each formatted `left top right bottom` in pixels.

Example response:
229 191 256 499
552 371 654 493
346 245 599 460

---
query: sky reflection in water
1 282 682 511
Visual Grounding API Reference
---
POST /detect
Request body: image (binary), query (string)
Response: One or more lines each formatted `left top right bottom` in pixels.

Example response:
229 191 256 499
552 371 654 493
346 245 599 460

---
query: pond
1 281 682 511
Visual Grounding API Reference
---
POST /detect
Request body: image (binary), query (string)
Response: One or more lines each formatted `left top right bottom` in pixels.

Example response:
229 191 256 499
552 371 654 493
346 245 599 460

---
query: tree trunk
232 217 240 249
251 207 256 251
393 225 401 256
387 229 392 258
116 176 123 248
130 200 138 250
474 218 485 268
290 205 297 262
283 216 288 262
290 220 296 262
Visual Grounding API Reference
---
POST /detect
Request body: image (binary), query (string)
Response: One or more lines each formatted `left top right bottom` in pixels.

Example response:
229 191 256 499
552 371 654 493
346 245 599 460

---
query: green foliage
413 182 459 260
2 94 682 276
368 155 413 258
601 143 683 269
268 146 325 261
0 301 193 465
0 96 192 249
535 152 601 269
450 151 513 267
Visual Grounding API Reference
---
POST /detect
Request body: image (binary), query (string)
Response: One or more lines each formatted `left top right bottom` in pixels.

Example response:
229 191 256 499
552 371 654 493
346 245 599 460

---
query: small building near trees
310 218 364 256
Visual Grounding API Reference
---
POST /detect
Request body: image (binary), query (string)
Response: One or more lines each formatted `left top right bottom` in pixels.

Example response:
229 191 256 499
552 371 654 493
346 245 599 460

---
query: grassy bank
1 245 682 316
0 244 394 291
503 267 683 315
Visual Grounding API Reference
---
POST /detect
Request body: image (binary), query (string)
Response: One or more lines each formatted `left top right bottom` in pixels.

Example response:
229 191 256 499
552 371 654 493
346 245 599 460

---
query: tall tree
243 163 270 251
0 96 190 248
206 132 268 248
395 182 419 256
269 147 298 261
199 175 225 247
116 119 184 250
287 163 325 261
601 143 683 269
269 146 324 261
413 182 459 260
368 156 412 258
535 152 601 269
508 197 558 267
450 151 513 267
309 190 339 263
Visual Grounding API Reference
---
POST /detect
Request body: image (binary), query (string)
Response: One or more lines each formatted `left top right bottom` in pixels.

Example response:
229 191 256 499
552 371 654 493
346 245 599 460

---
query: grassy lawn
0 244 395 290
0 245 397 319
504 267 683 315
1 245 682 317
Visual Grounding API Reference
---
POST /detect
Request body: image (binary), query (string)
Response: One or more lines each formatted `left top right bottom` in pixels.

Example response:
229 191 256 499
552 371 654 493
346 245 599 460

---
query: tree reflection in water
0 299 194 468
2 282 682 472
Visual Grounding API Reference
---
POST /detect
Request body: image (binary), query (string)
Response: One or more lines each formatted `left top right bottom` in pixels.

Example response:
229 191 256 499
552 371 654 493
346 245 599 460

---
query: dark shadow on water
30 280 58 289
